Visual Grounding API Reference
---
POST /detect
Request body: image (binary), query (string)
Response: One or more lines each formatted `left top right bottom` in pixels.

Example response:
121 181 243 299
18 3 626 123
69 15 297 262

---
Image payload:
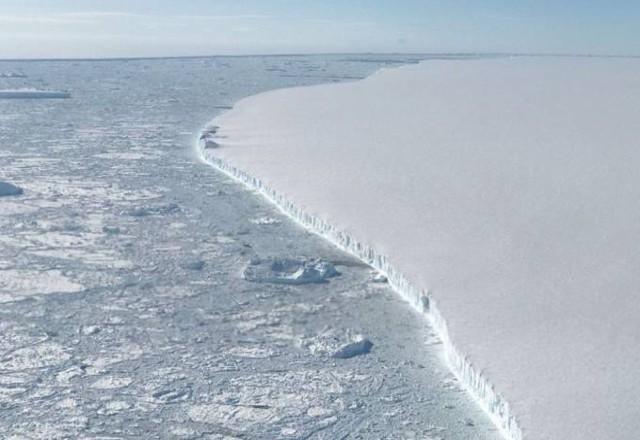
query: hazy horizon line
1 51 639 63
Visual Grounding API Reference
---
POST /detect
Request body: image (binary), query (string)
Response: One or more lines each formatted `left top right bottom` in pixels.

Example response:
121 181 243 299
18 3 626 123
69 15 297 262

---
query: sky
1 0 639 59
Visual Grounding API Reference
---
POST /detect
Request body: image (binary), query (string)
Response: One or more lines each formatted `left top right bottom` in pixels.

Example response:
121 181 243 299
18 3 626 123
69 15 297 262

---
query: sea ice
203 57 640 440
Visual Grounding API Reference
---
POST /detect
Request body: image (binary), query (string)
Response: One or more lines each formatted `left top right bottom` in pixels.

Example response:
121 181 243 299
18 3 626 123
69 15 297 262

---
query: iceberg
199 57 640 440
0 181 23 197
0 88 71 99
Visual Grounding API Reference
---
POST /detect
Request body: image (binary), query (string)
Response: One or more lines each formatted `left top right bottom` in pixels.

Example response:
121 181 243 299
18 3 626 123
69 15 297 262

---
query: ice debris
332 337 374 359
371 272 388 283
243 257 339 285
250 216 282 225
0 181 23 197
124 203 180 217
198 125 220 149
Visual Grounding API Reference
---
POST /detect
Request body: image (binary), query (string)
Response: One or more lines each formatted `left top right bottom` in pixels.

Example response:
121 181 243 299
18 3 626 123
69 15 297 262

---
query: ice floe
332 337 374 359
0 269 84 303
243 257 339 285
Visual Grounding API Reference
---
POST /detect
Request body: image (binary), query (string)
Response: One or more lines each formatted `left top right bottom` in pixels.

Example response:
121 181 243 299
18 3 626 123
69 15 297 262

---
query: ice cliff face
197 140 522 440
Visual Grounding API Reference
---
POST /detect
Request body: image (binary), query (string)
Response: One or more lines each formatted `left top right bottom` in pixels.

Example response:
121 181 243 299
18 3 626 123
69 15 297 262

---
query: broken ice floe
0 269 84 303
332 338 374 359
243 257 339 285
91 376 133 390
124 203 180 217
0 342 71 370
0 181 23 197
187 370 344 434
297 328 373 359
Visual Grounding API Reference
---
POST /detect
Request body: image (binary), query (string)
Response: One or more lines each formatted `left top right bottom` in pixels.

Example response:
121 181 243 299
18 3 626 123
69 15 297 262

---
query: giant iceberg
199 57 640 440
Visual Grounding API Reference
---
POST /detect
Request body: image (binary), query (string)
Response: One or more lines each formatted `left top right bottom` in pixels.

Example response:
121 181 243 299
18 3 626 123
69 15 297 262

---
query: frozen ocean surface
206 57 640 440
0 55 501 439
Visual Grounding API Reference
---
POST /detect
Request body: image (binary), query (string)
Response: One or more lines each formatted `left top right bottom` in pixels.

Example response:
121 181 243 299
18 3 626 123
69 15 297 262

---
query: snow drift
198 57 640 440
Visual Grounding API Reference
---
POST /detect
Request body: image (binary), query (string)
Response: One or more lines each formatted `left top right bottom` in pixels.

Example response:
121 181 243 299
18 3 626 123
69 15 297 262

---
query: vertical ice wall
197 141 523 440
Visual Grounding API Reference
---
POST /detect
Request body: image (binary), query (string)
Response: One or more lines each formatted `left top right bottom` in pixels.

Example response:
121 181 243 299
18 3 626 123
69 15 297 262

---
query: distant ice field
206 57 640 440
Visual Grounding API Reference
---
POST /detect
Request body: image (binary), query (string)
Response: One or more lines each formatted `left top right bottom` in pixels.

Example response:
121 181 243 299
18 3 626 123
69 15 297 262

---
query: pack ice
201 57 640 440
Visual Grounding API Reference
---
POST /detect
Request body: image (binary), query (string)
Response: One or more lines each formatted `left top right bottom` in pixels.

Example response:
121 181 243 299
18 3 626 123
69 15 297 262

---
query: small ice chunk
80 325 101 336
371 272 388 283
125 203 180 217
0 181 23 197
243 257 339 285
332 338 373 359
199 125 220 149
99 400 132 415
250 217 281 225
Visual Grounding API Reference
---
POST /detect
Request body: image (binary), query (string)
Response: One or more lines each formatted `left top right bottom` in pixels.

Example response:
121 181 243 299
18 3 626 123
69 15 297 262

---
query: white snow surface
203 58 640 440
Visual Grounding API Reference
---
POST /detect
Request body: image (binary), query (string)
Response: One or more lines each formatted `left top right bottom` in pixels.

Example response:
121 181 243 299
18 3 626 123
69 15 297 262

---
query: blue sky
1 0 639 58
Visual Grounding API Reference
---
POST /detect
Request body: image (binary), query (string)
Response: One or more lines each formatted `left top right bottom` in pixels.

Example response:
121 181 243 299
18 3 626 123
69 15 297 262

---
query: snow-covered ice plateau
204 57 640 440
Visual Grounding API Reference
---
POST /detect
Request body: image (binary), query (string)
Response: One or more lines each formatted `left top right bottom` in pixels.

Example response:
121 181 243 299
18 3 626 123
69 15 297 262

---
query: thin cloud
0 11 146 25
0 14 85 25
176 14 272 21
60 12 147 20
